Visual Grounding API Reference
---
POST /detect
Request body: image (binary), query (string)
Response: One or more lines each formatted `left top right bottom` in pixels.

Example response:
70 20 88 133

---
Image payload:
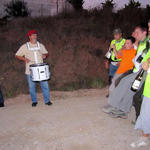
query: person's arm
112 44 123 58
15 44 30 63
105 60 109 69
104 45 111 69
15 55 30 63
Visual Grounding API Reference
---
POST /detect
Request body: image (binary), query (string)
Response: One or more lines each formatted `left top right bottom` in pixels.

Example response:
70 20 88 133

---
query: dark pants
0 87 4 104
133 82 144 119
109 63 118 85
132 71 147 120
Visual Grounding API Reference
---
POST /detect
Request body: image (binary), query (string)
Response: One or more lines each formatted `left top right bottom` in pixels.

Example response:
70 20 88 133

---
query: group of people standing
103 20 150 148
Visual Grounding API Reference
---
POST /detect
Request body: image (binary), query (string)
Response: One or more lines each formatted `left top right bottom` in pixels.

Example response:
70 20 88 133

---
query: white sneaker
130 136 149 148
102 105 115 114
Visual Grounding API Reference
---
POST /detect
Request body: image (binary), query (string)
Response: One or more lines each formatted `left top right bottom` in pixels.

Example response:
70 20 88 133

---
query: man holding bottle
102 24 150 118
130 58 150 148
105 28 126 85
132 20 150 120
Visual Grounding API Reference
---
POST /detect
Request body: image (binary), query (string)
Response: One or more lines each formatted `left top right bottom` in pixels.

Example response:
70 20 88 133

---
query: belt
111 61 119 66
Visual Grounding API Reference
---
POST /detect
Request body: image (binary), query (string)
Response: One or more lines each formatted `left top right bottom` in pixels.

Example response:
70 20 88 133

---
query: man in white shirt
15 30 52 107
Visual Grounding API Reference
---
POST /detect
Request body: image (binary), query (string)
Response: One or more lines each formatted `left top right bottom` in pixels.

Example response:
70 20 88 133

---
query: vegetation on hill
4 0 30 18
0 0 150 98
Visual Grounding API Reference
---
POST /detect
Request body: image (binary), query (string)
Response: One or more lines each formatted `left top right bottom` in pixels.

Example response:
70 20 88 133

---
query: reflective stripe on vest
110 38 126 62
143 73 150 97
133 37 149 72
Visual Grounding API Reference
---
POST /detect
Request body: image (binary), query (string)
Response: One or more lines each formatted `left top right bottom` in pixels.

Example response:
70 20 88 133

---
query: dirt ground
0 88 149 150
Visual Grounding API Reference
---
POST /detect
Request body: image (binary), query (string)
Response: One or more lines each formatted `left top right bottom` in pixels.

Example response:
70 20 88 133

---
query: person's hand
142 62 149 71
121 44 126 50
42 54 47 59
24 58 30 63
105 60 109 69
111 44 115 50
147 58 150 63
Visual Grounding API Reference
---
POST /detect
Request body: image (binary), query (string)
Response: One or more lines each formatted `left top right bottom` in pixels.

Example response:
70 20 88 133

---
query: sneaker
130 136 149 148
110 109 125 115
109 112 127 119
0 103 4 107
131 120 136 125
32 102 38 107
45 101 53 106
102 105 116 114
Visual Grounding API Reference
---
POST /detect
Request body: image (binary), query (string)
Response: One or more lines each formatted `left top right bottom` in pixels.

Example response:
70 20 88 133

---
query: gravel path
0 88 149 150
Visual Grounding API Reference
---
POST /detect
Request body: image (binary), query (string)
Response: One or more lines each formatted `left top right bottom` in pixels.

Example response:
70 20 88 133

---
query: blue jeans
27 75 51 103
109 64 119 77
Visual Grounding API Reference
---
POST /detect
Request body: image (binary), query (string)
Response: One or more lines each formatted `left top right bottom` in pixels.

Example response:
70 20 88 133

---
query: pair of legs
133 83 144 120
106 63 118 97
131 96 150 148
109 63 118 85
135 96 150 135
104 71 146 119
0 87 4 107
27 75 51 104
108 72 139 113
109 69 133 95
109 73 123 94
102 71 141 118
133 72 147 119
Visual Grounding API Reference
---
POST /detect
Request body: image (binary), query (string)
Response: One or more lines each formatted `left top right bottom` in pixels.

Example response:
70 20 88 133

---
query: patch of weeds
58 76 106 91
90 77 106 88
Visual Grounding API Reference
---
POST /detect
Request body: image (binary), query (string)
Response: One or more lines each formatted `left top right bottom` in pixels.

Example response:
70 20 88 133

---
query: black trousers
132 71 147 120
0 87 4 104
133 83 144 120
